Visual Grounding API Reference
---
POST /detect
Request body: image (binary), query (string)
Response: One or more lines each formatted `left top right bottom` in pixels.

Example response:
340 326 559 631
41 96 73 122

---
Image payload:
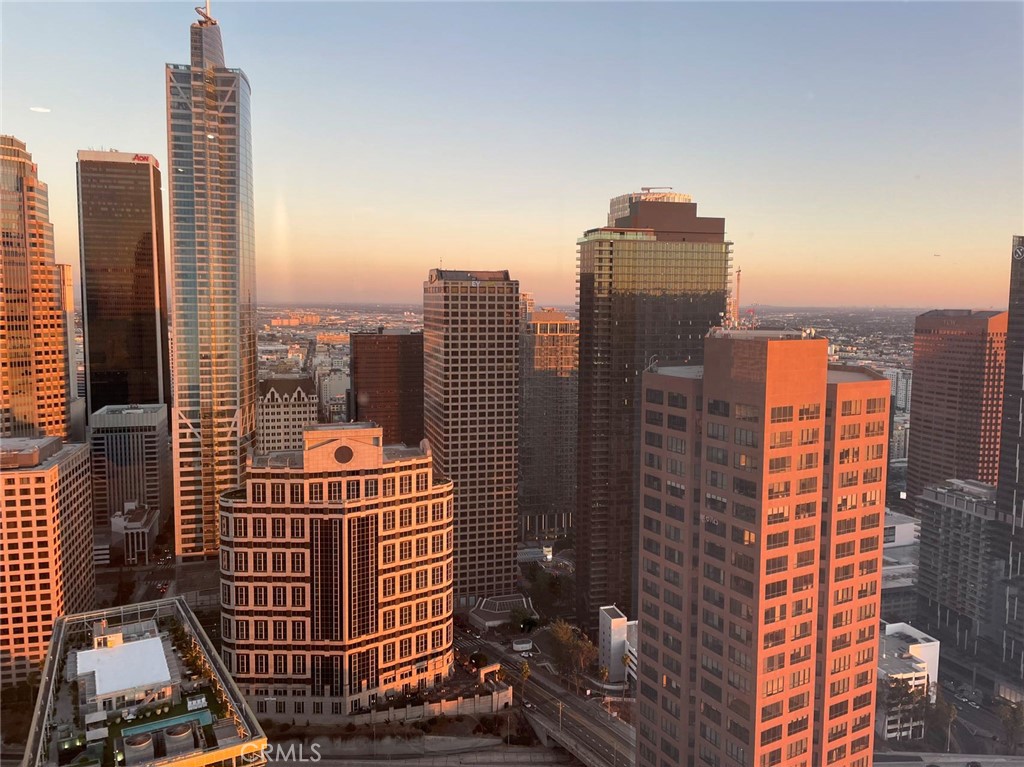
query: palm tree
1000 702 1024 755
942 699 957 752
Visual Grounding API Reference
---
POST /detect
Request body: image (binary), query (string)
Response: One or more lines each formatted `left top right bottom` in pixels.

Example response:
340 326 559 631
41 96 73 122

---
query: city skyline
3 1 1021 308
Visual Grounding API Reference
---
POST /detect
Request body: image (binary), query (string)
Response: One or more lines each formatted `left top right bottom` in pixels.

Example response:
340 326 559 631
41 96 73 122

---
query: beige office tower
636 331 888 767
0 437 94 688
0 136 68 439
424 269 519 608
219 424 455 720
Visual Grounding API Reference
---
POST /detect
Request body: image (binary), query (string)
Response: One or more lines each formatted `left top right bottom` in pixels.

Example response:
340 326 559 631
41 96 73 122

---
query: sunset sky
3 1 1021 308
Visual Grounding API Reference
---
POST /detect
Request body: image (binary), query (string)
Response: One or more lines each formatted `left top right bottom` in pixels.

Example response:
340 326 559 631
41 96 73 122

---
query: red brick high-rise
350 330 424 446
636 330 888 767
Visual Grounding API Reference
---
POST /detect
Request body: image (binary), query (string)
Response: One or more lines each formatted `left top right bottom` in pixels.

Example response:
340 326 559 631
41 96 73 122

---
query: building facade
256 376 318 453
219 424 454 720
317 369 348 423
917 480 1007 652
576 191 731 632
881 509 920 623
635 331 887 767
0 136 68 439
350 331 424 446
167 7 257 560
424 269 519 608
519 309 578 540
906 309 1006 500
881 369 913 413
0 438 94 688
77 150 170 416
88 404 170 532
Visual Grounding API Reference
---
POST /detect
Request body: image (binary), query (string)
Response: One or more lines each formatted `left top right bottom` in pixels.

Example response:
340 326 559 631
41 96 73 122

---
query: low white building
877 622 940 742
75 630 176 714
599 606 636 685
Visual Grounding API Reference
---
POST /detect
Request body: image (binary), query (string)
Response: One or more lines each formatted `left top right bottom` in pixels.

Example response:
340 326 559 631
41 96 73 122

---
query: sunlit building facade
576 191 731 632
219 424 454 720
77 150 170 416
0 437 93 688
906 309 1005 501
167 7 257 560
0 136 68 439
636 331 887 767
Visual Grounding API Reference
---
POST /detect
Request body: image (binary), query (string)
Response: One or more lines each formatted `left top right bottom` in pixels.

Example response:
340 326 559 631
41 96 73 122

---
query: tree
519 661 531 705
469 651 489 668
925 693 957 751
549 619 576 676
598 666 609 684
622 653 632 693
885 677 917 742
547 619 598 693
1000 702 1024 755
573 636 598 693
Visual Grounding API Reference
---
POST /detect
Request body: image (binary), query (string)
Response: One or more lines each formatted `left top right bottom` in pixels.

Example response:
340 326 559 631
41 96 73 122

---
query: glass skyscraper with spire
167 5 256 560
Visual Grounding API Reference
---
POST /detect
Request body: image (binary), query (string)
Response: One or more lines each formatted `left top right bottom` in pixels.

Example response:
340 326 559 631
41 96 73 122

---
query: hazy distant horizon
256 301 1002 313
5 2 1021 308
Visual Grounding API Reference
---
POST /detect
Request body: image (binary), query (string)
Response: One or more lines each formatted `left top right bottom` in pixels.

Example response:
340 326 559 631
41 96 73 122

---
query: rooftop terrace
22 597 266 767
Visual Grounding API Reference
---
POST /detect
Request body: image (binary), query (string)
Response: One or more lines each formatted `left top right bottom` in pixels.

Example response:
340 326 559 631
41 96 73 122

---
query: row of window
249 472 432 505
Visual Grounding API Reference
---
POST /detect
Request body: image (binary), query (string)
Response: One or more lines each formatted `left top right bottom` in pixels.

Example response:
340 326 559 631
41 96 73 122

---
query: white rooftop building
876 621 940 743
599 605 631 685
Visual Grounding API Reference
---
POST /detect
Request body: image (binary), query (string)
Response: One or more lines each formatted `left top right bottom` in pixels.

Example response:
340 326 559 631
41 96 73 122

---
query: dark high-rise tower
350 330 424 446
906 309 1005 501
575 190 730 631
167 5 257 560
519 309 578 540
996 235 1024 666
0 136 68 439
77 151 170 415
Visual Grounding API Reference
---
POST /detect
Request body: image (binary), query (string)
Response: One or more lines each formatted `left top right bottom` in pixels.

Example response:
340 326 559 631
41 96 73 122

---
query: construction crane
641 186 674 193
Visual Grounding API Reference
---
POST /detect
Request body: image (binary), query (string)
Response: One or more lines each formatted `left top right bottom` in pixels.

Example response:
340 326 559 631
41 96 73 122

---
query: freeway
454 629 634 766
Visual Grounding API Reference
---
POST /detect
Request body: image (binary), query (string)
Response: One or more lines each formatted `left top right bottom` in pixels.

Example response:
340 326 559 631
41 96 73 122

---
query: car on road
966 761 983 767
524 702 534 709
968 701 980 709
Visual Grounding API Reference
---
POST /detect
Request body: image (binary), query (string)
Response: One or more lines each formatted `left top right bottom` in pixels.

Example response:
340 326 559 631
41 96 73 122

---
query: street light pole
558 701 563 732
